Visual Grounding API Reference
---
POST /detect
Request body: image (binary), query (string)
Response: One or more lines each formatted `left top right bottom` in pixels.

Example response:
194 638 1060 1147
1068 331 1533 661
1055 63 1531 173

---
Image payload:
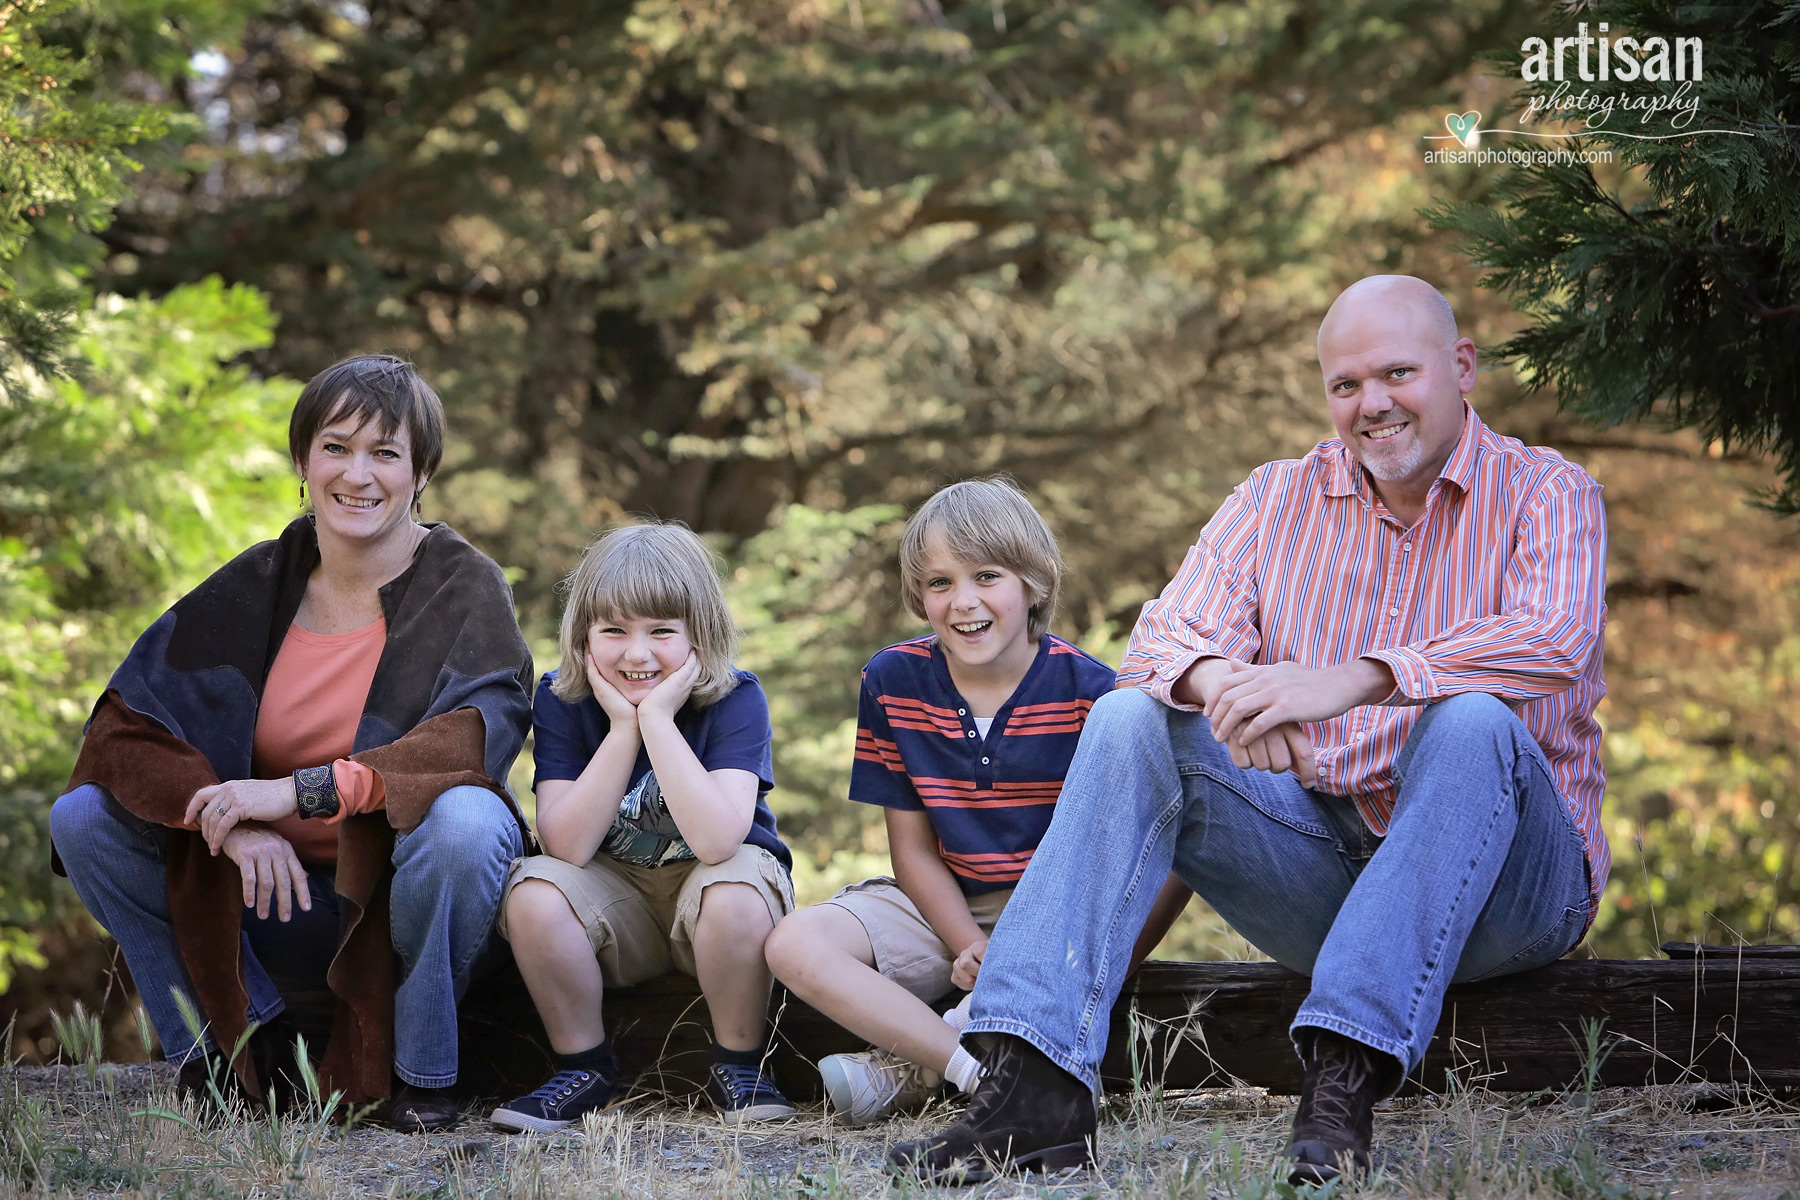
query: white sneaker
818 1049 943 1127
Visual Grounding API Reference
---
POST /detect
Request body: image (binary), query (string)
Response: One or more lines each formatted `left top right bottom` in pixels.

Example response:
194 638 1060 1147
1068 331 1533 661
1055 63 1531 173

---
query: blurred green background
3 0 1794 1062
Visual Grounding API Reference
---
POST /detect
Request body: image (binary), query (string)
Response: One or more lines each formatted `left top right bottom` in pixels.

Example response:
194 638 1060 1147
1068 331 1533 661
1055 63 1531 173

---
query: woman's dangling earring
413 486 424 518
299 479 307 508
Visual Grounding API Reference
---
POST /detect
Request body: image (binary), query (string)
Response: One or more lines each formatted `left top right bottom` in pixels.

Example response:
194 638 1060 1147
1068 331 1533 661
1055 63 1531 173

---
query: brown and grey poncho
60 515 533 1103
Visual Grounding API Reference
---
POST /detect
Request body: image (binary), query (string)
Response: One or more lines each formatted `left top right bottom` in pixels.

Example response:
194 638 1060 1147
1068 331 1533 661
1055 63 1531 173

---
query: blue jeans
50 783 521 1087
966 689 1593 1088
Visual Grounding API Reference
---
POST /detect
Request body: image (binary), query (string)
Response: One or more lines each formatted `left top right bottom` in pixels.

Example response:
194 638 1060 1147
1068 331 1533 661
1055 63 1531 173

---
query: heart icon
1445 111 1481 147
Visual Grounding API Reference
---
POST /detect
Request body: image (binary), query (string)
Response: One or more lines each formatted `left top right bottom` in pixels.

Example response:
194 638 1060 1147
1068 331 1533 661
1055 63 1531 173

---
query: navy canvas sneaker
707 1060 797 1125
491 1067 619 1133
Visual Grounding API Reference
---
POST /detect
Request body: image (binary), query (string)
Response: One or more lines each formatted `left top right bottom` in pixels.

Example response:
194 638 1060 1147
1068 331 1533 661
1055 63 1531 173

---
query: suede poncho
60 516 533 1103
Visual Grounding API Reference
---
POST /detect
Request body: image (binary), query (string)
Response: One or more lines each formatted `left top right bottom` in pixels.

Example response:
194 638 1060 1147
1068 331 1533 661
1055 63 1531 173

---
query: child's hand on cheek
637 652 701 723
586 647 640 728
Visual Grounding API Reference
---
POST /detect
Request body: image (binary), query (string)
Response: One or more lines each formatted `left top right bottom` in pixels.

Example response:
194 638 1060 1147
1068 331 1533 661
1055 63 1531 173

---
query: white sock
945 1046 985 1095
942 994 973 1034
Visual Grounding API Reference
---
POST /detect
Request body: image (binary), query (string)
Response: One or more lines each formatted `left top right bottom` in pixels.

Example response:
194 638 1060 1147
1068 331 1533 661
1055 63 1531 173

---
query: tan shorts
498 844 795 986
821 877 1013 1004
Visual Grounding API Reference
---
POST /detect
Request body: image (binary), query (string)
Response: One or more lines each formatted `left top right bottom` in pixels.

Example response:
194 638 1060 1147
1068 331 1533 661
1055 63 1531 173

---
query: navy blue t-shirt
531 668 791 873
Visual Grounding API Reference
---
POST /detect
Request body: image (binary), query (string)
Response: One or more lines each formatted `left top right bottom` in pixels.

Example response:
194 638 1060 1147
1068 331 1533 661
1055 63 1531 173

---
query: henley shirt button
981 756 990 764
958 708 966 715
966 730 977 738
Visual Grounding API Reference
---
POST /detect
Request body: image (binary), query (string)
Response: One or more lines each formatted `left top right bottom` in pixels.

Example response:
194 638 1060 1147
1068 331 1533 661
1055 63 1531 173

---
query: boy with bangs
767 479 1169 1126
490 522 797 1132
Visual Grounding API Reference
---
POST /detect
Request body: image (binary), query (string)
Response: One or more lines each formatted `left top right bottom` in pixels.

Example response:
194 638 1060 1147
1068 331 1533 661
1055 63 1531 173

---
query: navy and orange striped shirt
1119 407 1610 907
851 633 1117 895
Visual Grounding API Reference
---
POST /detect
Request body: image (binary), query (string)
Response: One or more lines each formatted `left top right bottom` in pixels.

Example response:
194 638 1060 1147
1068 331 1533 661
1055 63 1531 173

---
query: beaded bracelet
293 764 341 820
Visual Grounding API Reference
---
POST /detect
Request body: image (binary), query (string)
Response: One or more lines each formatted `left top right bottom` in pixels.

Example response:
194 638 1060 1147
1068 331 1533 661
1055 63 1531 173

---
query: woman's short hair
289 355 446 486
553 521 740 709
898 477 1064 641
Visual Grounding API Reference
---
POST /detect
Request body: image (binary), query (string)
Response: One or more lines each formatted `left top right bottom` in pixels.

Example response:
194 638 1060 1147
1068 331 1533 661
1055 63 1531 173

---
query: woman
49 355 533 1131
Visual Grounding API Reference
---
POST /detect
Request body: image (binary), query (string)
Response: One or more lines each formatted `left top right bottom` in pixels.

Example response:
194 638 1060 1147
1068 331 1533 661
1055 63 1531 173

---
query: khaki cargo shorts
821 877 1013 1004
497 844 795 986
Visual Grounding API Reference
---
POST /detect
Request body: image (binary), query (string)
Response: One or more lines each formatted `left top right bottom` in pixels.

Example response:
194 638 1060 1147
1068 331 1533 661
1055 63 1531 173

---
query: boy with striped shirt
765 479 1118 1125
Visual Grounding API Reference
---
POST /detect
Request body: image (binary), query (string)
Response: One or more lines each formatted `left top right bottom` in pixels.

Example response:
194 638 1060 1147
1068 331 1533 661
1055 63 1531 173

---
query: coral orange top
251 619 389 865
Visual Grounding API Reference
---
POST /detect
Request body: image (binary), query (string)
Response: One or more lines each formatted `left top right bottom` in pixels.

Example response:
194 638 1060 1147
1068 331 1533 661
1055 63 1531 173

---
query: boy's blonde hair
899 477 1064 641
553 521 740 709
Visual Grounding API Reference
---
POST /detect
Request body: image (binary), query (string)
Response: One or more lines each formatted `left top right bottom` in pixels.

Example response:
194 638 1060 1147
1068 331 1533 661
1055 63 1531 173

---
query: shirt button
967 730 977 738
1387 607 1400 617
981 756 990 764
1401 543 1412 551
1354 732 1365 741
958 708 967 715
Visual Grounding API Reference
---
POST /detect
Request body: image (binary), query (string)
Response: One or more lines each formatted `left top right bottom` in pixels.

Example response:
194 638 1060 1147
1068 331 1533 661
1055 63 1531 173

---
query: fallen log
287 945 1800 1101
1109 946 1800 1096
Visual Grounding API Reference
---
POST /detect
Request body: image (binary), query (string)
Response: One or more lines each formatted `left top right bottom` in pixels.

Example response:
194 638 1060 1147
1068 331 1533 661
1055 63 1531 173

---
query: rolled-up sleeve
1119 482 1263 710
327 759 386 820
1365 476 1606 703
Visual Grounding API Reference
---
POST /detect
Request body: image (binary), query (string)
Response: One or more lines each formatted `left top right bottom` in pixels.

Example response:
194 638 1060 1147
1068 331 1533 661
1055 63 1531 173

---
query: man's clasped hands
1182 656 1399 788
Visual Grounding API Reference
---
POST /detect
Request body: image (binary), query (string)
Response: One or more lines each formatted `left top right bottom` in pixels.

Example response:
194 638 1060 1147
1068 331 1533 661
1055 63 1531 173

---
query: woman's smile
302 415 420 546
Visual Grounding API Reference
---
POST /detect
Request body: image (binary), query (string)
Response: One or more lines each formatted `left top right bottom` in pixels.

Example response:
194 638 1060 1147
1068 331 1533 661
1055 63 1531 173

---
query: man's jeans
50 783 522 1088
966 689 1593 1087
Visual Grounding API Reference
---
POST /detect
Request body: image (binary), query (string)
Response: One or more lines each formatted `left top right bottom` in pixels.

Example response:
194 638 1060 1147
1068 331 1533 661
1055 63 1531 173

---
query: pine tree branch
7 136 115 147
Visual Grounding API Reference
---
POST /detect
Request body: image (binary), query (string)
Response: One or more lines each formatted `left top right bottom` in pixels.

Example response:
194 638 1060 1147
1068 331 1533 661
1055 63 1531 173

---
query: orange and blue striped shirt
1119 408 1610 906
852 633 1117 895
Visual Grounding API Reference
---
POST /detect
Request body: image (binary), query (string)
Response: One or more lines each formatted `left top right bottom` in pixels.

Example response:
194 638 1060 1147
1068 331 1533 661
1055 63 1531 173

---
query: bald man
890 276 1608 1184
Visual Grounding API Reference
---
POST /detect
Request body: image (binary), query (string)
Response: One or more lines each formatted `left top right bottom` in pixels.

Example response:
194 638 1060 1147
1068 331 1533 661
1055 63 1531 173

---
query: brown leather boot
1284 1030 1396 1184
887 1033 1095 1184
378 1079 463 1132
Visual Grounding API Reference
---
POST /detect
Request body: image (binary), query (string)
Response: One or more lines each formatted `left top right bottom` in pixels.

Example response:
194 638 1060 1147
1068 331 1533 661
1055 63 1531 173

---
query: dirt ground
3 1062 1796 1198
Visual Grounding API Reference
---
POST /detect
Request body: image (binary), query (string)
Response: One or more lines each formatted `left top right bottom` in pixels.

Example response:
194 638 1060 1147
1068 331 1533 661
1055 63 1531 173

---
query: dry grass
2 1059 1796 1200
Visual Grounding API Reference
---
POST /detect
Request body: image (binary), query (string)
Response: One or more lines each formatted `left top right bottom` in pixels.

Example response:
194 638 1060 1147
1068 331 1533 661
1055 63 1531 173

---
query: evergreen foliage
107 0 1540 620
0 0 295 992
1434 0 1800 510
0 0 170 387
0 277 294 992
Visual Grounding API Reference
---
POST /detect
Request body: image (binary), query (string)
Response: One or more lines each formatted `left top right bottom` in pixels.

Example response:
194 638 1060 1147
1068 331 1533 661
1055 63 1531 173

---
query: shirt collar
1323 403 1482 500
1438 404 1483 494
1324 442 1362 499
